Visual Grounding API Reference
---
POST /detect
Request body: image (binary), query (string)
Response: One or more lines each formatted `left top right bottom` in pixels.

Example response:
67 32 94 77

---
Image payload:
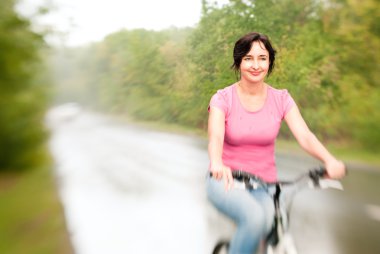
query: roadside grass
0 166 73 254
276 139 380 169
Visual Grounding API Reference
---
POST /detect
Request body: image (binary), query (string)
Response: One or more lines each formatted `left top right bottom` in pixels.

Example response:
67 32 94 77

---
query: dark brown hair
231 32 276 76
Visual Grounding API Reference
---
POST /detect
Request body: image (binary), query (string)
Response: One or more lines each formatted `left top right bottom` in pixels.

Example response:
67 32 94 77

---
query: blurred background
1 0 379 253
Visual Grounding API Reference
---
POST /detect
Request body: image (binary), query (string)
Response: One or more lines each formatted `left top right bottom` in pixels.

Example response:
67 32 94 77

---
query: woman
206 32 345 254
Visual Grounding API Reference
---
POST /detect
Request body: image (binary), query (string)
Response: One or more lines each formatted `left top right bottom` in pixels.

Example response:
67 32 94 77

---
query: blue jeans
207 175 275 254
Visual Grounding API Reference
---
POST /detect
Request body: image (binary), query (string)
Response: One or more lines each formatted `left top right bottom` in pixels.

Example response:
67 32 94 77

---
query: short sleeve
281 89 296 118
208 90 228 115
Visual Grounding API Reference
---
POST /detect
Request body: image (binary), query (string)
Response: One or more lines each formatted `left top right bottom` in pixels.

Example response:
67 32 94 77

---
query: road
47 106 380 254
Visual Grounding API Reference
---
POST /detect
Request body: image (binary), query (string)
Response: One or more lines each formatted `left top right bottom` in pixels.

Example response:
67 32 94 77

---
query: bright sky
16 0 227 47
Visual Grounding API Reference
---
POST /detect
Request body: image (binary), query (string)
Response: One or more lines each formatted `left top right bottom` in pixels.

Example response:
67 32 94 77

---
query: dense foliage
51 0 380 151
0 0 49 171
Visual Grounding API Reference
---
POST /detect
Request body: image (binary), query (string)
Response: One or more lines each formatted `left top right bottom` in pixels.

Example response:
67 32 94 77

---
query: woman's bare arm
208 107 233 189
284 105 346 179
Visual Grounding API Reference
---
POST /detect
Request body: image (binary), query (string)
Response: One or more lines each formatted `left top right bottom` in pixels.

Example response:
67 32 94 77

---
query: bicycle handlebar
210 166 344 190
231 166 327 186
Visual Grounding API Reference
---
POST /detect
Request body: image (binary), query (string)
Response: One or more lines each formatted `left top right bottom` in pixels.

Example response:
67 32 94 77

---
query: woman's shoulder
267 84 290 95
267 84 295 115
209 84 236 114
215 83 235 95
267 84 293 100
211 84 236 101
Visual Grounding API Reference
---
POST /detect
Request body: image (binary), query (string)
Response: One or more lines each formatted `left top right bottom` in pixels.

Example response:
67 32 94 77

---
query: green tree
47 0 380 152
0 0 48 171
323 0 380 151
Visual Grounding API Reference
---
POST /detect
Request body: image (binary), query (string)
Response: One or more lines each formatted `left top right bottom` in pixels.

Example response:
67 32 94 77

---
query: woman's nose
251 60 259 69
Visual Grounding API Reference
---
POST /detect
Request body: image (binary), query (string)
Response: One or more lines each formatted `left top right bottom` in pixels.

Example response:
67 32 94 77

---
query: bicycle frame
211 167 344 254
265 168 343 254
264 180 302 254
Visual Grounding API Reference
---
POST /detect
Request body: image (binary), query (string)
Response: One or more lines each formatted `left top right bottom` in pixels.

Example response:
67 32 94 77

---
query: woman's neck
237 80 266 96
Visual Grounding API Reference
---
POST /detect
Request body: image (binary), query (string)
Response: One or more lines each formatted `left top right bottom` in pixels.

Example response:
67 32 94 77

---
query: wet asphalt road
47 107 380 254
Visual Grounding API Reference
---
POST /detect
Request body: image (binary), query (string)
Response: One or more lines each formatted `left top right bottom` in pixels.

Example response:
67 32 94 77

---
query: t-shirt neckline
233 84 269 114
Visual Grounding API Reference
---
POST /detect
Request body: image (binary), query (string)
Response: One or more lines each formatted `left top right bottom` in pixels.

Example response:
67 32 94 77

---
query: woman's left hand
325 159 346 179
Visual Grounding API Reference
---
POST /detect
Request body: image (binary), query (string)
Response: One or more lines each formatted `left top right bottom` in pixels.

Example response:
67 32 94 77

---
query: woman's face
239 41 270 84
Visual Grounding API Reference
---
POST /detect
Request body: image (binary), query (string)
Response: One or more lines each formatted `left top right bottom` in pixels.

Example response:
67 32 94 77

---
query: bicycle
211 167 344 254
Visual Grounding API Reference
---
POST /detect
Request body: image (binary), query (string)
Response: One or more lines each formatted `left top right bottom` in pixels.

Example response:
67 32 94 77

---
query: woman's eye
244 57 252 61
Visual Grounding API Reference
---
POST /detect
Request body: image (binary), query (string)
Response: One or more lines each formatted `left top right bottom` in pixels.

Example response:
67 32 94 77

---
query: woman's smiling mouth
250 71 261 76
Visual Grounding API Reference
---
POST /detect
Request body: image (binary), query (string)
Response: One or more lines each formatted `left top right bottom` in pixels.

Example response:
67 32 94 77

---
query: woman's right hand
210 163 234 190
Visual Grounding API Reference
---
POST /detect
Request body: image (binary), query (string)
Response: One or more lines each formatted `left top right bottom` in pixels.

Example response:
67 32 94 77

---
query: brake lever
318 179 344 190
308 178 343 190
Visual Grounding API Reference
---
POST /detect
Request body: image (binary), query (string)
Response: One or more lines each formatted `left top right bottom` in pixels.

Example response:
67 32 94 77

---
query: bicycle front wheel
212 240 229 254
266 233 298 254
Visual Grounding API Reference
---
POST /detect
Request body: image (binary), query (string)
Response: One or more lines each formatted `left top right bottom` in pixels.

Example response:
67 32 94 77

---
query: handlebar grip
316 166 327 176
307 166 325 186
309 166 326 179
310 165 348 179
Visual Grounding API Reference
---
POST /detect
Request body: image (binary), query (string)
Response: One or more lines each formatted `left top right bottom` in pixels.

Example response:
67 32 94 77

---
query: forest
51 0 380 154
1 0 380 171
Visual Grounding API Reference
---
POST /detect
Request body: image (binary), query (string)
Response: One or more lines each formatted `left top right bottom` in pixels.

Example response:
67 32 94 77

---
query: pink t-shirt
208 84 295 182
